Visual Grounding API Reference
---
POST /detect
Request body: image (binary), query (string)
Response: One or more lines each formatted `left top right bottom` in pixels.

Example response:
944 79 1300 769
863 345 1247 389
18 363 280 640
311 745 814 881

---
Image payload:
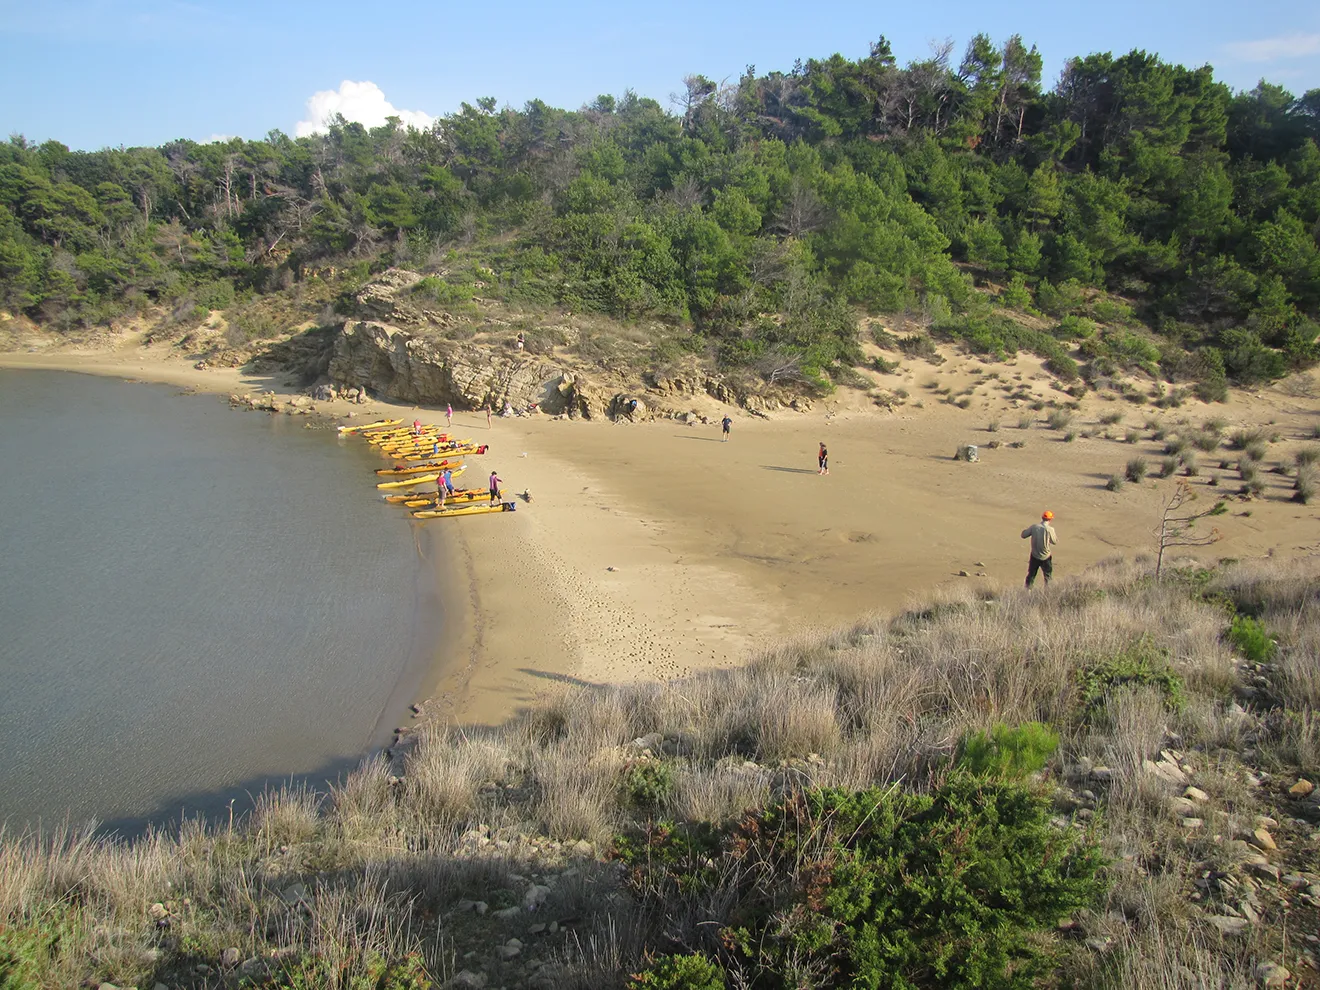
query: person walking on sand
486 405 492 429
818 442 829 475
441 467 455 497
1022 511 1058 588
488 470 503 504
446 403 453 428
436 483 447 510
721 415 732 441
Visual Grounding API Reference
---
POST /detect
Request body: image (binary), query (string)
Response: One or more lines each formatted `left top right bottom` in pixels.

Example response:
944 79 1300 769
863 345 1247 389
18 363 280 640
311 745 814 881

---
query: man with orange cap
1021 510 1058 587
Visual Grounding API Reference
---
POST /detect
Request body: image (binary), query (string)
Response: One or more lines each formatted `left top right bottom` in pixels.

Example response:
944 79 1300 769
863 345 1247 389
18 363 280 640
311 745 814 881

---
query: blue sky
3 0 1319 151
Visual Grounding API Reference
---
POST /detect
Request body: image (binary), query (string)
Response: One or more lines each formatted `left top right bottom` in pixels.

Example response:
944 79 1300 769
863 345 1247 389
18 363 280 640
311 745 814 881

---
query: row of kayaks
340 418 517 520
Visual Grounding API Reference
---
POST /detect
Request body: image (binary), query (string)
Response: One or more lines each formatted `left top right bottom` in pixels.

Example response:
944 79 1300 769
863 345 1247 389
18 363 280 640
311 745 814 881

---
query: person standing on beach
412 418 422 436
441 467 455 496
721 415 732 441
1022 511 1057 587
818 442 829 475
446 403 453 428
486 405 492 429
488 470 503 504
436 482 447 510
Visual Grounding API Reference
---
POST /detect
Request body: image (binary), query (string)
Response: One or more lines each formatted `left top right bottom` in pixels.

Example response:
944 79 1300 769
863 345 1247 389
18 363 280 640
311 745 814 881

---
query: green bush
624 761 676 809
1078 640 1185 718
628 953 726 990
957 722 1059 778
622 777 1104 990
1227 615 1275 663
1125 457 1148 482
264 951 434 989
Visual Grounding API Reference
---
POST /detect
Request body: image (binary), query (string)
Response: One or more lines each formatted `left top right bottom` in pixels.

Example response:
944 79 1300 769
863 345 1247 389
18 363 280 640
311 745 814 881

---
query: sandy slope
3 341 1317 727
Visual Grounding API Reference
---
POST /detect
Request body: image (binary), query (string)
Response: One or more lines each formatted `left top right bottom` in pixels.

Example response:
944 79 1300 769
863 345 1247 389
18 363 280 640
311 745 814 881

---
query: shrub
1078 640 1185 718
1201 417 1227 435
1099 410 1124 425
628 954 726 990
1228 427 1268 450
1243 440 1267 462
622 778 1105 990
1296 448 1320 469
870 355 900 374
1163 437 1189 456
624 761 676 809
1160 457 1178 478
1150 425 1169 441
1296 467 1317 504
987 419 1000 433
1239 461 1258 483
1046 409 1072 430
1106 474 1125 492
1227 615 1275 664
1125 457 1148 483
957 722 1059 778
899 333 942 363
1183 455 1199 477
1191 431 1221 453
264 952 435 989
1017 414 1034 430
1064 430 1076 442
1123 429 1140 444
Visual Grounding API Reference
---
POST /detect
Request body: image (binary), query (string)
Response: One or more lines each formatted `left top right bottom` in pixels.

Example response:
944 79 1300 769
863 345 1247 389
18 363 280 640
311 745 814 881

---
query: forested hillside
3 35 1319 396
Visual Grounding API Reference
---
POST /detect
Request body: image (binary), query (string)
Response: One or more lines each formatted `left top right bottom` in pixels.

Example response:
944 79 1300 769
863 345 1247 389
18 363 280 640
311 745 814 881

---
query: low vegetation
2 557 1318 990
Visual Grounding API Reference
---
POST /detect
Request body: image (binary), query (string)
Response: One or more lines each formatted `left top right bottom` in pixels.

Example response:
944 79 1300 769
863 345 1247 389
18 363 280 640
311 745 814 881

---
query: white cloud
294 80 434 138
1224 32 1320 62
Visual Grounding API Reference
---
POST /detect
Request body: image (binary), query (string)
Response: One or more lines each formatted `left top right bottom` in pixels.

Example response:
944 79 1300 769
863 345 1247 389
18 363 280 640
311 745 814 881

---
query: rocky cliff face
327 320 569 413
319 269 809 420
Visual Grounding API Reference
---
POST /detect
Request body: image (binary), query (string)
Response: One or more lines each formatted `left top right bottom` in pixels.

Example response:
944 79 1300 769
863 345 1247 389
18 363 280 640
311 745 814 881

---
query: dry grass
3 555 1318 987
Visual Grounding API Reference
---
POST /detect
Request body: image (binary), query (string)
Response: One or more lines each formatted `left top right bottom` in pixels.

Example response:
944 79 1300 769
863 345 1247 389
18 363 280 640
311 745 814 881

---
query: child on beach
488 471 503 504
818 442 829 475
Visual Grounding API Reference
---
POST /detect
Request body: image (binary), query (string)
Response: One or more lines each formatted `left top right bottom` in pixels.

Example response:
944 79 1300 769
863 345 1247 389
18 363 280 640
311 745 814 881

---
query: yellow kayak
412 501 517 519
388 491 498 508
377 433 465 449
338 419 402 434
374 458 465 477
365 429 446 443
369 431 451 447
399 444 487 461
383 486 488 505
376 466 466 490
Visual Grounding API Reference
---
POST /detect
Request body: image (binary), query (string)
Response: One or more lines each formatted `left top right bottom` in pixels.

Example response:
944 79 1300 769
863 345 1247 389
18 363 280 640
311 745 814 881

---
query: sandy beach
4 342 1318 729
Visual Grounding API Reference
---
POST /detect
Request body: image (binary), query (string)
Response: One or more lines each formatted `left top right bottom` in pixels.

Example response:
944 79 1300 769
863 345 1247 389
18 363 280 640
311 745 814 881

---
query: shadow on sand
760 465 817 475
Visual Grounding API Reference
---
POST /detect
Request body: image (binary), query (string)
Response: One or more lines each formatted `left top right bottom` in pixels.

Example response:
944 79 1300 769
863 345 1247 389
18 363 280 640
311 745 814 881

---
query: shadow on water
87 753 372 840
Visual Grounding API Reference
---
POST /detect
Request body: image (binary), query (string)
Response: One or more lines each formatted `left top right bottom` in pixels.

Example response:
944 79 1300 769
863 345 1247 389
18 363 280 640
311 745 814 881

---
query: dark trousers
1026 555 1053 588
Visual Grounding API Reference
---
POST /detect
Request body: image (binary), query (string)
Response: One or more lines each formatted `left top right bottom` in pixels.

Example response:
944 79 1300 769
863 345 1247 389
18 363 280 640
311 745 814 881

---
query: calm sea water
0 370 441 832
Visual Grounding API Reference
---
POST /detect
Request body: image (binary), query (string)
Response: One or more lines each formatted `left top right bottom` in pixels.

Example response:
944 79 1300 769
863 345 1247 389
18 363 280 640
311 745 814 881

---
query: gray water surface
0 370 438 831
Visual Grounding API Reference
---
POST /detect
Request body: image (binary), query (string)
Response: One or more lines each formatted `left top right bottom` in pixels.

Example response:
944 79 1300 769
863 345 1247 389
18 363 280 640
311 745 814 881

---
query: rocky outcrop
328 320 567 412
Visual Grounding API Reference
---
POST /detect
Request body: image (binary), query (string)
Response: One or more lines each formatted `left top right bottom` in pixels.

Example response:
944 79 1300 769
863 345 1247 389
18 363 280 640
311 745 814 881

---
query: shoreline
4 344 1320 740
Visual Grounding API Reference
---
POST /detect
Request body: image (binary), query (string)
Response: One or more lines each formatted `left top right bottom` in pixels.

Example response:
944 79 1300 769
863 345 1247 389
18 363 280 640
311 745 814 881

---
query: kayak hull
411 502 517 519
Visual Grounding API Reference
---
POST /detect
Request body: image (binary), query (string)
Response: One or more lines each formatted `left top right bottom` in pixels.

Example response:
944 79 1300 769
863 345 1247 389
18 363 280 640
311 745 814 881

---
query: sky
2 0 1319 152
